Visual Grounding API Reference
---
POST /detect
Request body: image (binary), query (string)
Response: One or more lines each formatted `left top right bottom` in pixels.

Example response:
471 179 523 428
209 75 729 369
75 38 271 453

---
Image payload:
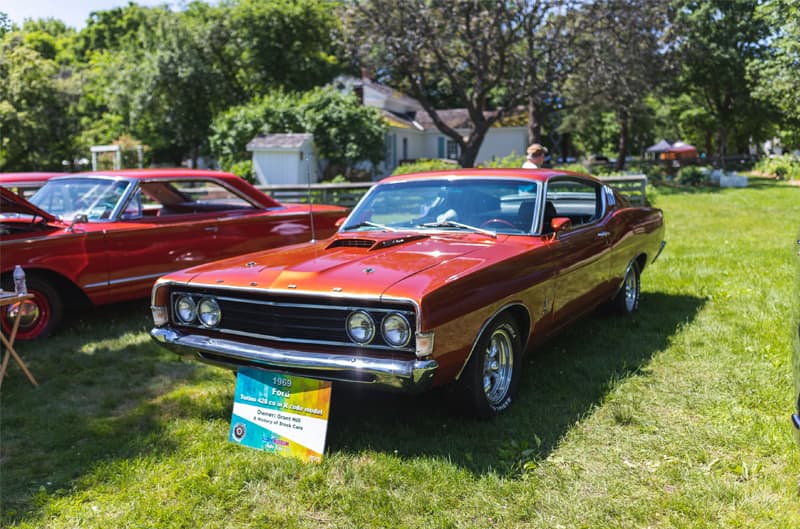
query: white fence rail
257 175 648 208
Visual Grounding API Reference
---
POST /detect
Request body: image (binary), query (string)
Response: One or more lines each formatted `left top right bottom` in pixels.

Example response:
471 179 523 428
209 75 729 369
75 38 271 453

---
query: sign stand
0 294 38 388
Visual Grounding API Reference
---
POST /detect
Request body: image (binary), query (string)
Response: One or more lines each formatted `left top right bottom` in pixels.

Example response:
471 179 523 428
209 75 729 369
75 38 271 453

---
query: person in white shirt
522 143 547 168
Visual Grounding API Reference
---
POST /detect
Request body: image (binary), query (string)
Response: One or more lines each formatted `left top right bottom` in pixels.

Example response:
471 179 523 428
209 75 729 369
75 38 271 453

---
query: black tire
455 314 522 419
612 261 640 315
0 275 64 340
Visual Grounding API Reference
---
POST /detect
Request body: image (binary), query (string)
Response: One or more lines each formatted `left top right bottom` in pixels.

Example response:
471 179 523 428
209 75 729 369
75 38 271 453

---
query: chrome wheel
483 327 514 406
623 266 639 312
455 314 522 418
613 261 640 315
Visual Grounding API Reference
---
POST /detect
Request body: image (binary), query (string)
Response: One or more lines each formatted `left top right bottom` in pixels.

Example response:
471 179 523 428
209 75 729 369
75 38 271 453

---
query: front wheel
612 261 640 315
455 315 522 418
0 276 63 340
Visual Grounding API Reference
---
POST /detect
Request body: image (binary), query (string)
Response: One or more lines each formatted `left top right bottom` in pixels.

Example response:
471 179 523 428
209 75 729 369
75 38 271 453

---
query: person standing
522 143 547 168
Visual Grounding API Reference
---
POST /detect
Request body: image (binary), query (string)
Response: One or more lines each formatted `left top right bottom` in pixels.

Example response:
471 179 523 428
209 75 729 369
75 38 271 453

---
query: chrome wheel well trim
453 302 530 381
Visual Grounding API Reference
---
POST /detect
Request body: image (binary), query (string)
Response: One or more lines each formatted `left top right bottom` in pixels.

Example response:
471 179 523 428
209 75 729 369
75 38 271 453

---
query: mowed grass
1 178 799 528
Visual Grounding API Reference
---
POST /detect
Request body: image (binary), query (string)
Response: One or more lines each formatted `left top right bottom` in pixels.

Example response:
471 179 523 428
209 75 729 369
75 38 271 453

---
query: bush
228 160 255 183
479 152 526 168
391 159 459 175
675 166 707 186
753 155 800 180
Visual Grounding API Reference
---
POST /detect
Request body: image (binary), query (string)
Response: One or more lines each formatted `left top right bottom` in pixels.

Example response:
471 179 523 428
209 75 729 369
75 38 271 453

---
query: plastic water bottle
13 265 27 295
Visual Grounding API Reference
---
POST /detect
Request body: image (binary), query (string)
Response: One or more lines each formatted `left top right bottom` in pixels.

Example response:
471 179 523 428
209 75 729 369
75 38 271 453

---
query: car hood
0 186 59 223
179 231 495 297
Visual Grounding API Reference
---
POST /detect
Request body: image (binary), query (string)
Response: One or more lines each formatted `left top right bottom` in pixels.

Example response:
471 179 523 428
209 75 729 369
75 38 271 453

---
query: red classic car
150 168 665 417
0 169 346 340
0 172 65 198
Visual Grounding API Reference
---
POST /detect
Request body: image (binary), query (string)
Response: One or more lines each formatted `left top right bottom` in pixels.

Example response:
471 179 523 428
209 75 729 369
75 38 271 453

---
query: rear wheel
0 276 63 340
613 261 640 315
455 314 522 418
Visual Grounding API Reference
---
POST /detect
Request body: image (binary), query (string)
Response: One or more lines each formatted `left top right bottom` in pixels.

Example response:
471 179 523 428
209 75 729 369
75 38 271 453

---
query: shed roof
247 133 313 151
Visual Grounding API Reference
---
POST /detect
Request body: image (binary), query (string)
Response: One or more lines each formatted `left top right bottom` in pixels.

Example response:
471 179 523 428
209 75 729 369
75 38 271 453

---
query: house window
446 139 459 160
402 137 408 160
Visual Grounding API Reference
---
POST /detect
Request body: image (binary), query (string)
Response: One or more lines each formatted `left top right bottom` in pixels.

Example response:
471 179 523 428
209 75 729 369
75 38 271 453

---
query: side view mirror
67 213 88 232
335 217 347 228
551 217 572 236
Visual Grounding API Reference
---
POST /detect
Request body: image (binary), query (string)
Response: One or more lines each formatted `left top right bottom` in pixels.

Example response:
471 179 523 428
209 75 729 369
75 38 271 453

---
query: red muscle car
0 169 345 340
150 168 665 417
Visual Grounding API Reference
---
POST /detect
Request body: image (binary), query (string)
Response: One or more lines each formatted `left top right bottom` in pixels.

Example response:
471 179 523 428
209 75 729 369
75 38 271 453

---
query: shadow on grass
0 292 704 524
325 292 706 475
0 300 226 523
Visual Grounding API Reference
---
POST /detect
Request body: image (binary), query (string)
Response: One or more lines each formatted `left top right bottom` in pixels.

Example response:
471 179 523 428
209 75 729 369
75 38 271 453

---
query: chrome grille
170 290 417 352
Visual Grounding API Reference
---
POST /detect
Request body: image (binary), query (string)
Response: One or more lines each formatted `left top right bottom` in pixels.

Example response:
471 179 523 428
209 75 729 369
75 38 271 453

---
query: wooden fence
256 174 648 208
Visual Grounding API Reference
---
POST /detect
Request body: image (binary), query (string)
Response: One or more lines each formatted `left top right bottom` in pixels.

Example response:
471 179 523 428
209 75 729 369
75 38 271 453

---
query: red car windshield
30 178 130 221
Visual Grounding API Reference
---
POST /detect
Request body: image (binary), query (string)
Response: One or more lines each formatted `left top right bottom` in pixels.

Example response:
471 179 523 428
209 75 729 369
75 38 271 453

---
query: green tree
0 31 78 170
563 0 677 170
342 0 535 168
748 0 800 149
210 87 385 179
674 0 773 167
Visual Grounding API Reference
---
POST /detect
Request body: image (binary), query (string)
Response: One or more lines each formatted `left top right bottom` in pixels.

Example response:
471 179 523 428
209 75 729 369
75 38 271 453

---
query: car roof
378 167 598 185
47 169 282 209
59 168 239 180
0 172 66 183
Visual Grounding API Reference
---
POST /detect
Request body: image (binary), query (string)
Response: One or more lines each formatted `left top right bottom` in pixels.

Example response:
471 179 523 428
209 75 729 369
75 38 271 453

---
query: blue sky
1 0 174 30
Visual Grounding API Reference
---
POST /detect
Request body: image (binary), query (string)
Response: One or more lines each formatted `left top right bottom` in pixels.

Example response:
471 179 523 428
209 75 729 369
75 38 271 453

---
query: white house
247 78 530 184
338 76 529 177
246 133 318 185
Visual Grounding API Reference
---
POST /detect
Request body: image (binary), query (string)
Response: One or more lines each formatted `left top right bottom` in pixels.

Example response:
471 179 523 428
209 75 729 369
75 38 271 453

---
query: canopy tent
645 140 698 161
646 139 673 153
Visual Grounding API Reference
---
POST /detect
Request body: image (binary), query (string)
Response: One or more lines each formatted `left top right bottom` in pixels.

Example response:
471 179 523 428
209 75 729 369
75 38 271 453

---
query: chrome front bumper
150 327 438 392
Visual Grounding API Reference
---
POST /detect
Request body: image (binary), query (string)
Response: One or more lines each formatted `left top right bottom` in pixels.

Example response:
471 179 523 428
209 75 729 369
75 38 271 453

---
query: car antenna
306 153 316 242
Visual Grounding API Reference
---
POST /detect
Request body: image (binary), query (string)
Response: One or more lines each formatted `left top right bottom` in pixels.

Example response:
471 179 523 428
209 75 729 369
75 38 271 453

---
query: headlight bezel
346 310 376 344
381 312 412 348
175 295 198 324
197 296 222 328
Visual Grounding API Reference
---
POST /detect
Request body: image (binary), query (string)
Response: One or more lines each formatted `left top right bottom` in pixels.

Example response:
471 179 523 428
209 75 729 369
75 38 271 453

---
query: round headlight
382 313 411 347
198 297 221 327
346 310 375 344
175 295 197 323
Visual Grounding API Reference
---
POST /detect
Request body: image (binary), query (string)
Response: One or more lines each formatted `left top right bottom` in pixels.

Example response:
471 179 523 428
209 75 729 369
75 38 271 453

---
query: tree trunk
714 128 727 169
615 113 628 171
527 95 542 145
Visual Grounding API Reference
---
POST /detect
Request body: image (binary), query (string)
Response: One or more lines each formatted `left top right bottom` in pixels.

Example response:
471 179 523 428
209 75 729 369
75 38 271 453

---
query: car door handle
597 231 610 238
204 226 218 233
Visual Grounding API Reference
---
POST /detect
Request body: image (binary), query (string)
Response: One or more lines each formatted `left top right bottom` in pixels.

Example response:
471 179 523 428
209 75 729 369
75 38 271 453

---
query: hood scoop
327 238 375 249
326 234 429 251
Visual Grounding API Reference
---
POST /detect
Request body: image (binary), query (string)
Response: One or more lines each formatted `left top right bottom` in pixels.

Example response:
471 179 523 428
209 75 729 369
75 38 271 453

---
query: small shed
247 133 317 186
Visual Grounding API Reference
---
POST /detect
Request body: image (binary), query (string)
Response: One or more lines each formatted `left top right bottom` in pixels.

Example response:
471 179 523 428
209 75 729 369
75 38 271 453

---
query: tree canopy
0 0 797 173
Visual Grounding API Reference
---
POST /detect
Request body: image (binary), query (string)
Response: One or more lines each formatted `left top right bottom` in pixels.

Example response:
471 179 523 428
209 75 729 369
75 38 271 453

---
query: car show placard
229 368 331 462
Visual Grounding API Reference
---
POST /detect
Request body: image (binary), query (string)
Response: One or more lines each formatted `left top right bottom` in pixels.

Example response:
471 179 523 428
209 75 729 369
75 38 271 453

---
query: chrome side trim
453 302 531 381
150 327 438 392
84 271 166 290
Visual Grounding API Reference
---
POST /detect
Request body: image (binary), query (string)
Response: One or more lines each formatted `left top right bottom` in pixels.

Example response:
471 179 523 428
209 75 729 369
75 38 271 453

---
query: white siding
252 147 318 185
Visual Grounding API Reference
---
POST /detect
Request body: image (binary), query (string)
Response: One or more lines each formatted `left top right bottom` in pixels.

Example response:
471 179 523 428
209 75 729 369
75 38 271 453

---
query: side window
120 189 142 220
545 179 602 227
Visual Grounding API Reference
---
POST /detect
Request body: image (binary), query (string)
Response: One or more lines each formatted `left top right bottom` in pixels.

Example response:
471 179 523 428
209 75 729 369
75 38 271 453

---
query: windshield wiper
343 220 398 232
419 220 497 239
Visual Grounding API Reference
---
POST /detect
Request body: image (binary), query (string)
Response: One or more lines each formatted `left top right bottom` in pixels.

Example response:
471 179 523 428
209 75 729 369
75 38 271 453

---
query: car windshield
343 178 540 235
30 178 130 221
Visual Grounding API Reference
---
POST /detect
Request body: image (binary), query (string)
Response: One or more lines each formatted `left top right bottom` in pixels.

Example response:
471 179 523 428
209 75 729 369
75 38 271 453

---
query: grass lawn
2 178 799 528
